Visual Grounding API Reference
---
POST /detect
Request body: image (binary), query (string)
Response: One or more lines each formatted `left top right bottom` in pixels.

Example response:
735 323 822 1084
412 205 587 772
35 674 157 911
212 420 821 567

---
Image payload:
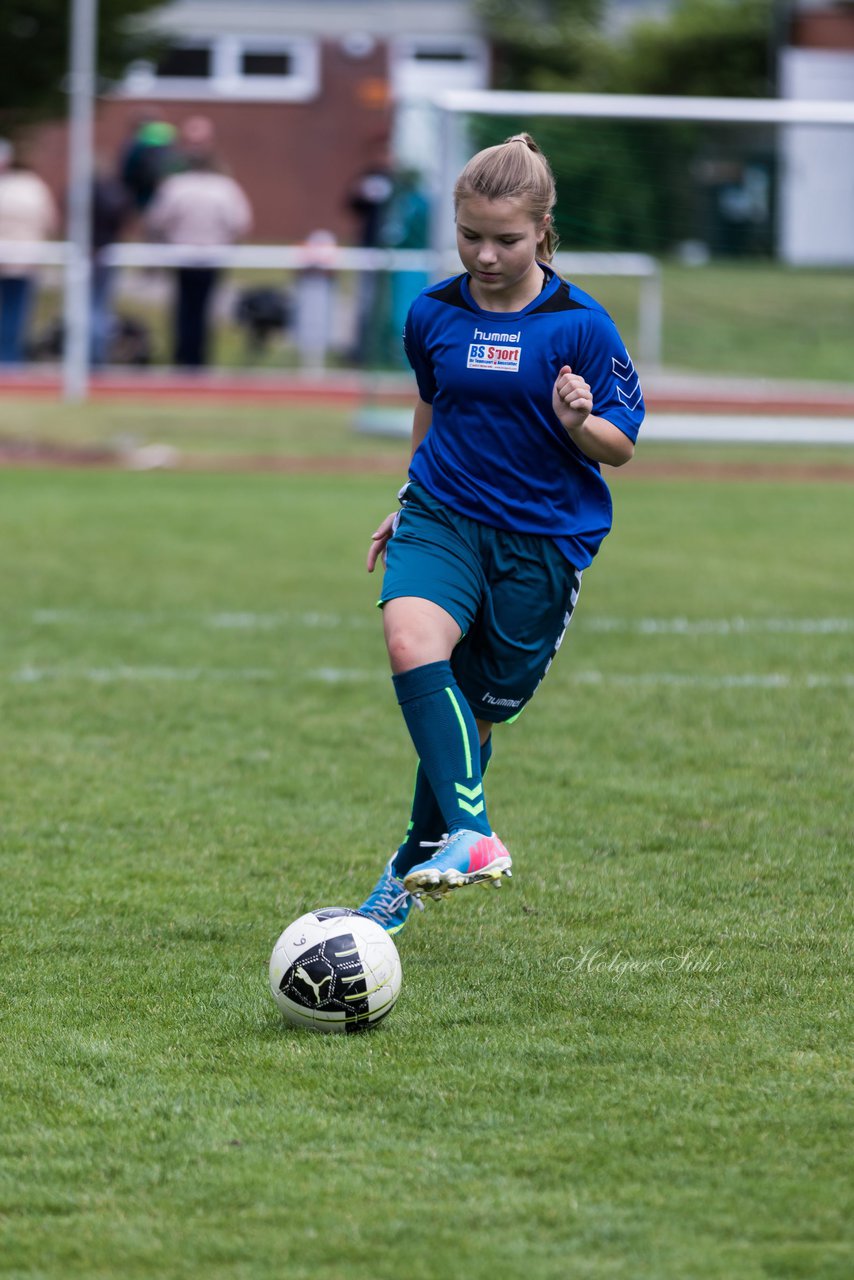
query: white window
122 35 320 102
389 36 489 101
389 37 489 176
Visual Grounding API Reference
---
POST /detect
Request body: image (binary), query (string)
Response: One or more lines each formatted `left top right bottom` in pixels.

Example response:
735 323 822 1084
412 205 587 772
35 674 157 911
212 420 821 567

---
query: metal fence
0 241 662 398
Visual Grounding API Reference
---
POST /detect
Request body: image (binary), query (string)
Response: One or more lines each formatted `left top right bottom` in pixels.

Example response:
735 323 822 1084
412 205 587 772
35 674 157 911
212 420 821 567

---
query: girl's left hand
552 365 593 432
367 511 396 573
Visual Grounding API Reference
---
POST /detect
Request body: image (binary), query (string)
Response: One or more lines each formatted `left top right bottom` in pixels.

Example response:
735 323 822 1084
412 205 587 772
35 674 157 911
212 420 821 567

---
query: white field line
308 668 854 690
311 670 850 691
29 608 372 630
586 616 854 635
6 664 852 689
570 671 854 690
9 664 274 684
26 609 854 636
206 610 372 630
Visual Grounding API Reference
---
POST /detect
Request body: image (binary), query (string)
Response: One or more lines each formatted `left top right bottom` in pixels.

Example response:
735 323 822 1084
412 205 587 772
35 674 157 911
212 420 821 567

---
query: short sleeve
578 311 645 443
403 301 437 405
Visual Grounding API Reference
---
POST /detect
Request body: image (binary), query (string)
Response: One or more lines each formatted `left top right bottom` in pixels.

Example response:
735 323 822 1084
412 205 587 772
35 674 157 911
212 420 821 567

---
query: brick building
19 1 854 260
25 0 489 243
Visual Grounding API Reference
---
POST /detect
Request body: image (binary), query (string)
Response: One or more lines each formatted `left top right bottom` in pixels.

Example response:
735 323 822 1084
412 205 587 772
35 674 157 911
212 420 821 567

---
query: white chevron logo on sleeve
612 354 641 409
617 383 643 410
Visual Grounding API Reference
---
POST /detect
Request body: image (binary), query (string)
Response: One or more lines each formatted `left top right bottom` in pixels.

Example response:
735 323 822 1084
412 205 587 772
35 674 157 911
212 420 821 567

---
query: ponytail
454 133 559 260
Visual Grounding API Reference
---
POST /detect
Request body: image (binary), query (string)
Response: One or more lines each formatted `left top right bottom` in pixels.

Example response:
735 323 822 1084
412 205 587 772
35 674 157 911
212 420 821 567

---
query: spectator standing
90 160 131 365
175 115 216 169
383 167 431 367
120 117 178 212
0 140 58 364
347 140 394 365
146 127 252 368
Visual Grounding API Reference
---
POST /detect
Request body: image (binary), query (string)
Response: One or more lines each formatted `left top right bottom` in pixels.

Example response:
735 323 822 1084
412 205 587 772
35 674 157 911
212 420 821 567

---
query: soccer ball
269 908 402 1033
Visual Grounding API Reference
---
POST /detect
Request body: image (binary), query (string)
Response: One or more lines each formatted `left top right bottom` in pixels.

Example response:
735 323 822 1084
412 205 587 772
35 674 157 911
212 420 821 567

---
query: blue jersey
403 265 644 569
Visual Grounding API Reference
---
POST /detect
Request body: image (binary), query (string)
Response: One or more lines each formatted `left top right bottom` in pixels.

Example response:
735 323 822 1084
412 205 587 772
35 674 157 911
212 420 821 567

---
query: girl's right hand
366 512 397 573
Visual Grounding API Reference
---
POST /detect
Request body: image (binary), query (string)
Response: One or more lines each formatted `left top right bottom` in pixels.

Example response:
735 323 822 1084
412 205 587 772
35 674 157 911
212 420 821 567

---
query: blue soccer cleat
403 829 513 898
357 856 424 935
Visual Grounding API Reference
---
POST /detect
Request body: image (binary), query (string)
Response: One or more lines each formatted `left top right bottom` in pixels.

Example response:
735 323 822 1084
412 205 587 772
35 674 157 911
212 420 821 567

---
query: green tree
0 0 164 130
480 0 776 97
473 0 778 253
605 0 777 98
479 0 607 89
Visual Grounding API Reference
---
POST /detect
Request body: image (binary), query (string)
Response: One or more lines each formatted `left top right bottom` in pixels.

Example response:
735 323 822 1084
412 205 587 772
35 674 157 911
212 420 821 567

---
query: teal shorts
380 482 582 723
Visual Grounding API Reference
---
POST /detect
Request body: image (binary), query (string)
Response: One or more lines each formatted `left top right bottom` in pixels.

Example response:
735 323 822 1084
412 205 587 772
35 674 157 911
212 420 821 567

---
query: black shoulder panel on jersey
531 278 587 315
425 275 476 313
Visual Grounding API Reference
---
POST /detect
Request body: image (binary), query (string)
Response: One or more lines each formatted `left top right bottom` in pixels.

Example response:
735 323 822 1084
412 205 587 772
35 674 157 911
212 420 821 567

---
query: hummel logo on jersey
473 327 521 342
612 354 642 409
468 327 522 373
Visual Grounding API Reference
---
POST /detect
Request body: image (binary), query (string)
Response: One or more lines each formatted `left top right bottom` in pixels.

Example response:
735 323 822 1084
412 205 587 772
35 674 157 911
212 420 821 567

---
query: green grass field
0 396 852 473
1 425 852 1278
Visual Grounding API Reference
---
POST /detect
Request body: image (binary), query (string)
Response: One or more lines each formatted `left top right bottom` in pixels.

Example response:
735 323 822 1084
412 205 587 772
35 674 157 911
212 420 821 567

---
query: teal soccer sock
393 734 493 878
391 661 492 845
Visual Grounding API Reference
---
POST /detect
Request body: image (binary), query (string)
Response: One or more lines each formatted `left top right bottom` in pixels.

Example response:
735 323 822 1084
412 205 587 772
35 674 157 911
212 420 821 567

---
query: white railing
0 240 663 378
436 89 854 127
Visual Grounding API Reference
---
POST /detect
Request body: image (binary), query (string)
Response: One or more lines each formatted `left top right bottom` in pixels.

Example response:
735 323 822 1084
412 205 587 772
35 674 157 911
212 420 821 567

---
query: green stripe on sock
444 686 473 779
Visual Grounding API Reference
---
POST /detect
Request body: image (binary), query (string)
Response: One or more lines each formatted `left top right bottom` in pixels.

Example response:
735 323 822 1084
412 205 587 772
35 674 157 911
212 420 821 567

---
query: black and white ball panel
269 909 402 1034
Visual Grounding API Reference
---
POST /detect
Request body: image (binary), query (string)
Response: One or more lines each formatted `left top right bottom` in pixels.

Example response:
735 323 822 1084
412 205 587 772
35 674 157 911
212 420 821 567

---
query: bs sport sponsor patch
467 327 522 373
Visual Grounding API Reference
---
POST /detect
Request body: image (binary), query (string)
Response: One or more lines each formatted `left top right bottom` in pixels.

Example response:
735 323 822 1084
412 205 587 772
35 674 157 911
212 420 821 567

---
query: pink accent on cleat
403 829 513 899
466 835 509 873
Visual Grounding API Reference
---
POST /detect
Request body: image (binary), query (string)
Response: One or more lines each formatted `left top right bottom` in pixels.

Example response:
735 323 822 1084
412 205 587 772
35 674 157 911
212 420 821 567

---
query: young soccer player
357 134 645 934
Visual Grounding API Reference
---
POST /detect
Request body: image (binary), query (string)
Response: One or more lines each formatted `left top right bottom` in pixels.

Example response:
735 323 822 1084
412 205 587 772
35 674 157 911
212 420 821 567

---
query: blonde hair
454 133 559 260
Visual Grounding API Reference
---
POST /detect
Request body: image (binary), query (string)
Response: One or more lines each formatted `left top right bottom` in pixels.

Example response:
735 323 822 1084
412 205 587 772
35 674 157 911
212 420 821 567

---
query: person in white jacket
146 129 252 367
0 140 58 363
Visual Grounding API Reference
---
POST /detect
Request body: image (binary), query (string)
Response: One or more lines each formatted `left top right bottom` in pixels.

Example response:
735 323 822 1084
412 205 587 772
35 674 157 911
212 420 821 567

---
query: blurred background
0 0 852 388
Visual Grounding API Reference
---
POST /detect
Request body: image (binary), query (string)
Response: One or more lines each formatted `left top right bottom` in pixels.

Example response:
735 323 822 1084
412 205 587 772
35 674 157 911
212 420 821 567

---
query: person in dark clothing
90 165 131 365
119 118 178 212
347 140 395 365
